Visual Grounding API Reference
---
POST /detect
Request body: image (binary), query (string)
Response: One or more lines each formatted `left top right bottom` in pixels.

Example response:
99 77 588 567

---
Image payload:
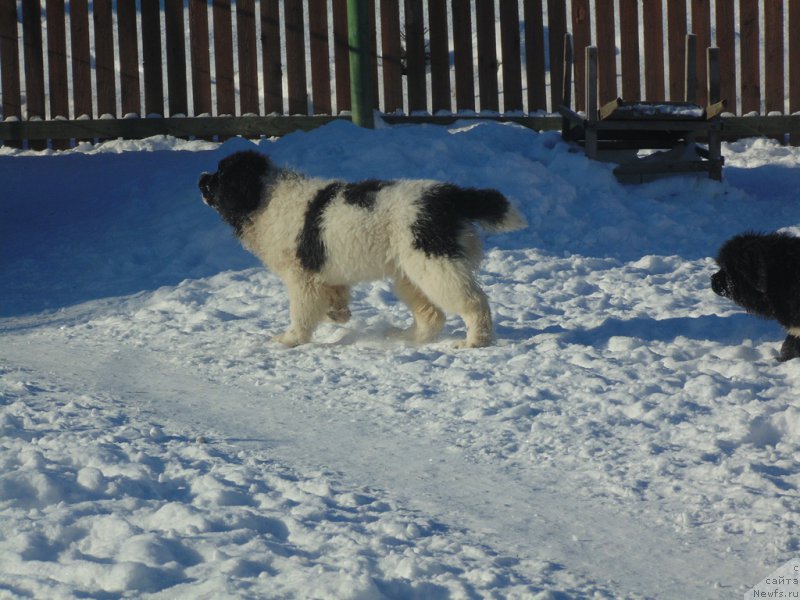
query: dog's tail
432 184 527 233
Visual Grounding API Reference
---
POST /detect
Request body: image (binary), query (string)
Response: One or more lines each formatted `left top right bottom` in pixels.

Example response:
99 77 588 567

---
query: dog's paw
453 337 492 349
325 307 352 323
272 331 308 347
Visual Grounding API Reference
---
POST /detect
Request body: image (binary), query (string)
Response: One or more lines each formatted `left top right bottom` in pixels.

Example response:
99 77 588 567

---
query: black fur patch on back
297 182 343 272
411 184 508 258
342 180 391 209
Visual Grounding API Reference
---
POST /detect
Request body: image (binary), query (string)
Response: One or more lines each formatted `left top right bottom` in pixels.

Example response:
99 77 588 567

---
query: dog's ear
719 234 769 295
729 258 767 295
217 151 271 209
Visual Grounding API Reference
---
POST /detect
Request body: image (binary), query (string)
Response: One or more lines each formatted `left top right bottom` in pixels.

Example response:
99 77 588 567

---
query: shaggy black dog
712 231 800 361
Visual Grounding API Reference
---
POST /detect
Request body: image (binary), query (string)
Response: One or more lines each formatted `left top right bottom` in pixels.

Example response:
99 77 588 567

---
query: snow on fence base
1 113 799 150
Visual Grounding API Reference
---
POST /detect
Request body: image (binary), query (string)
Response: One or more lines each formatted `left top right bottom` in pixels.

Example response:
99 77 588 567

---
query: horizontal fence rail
0 0 798 148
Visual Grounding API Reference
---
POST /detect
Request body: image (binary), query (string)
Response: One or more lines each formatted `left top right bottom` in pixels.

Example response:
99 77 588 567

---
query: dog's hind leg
409 262 494 348
450 285 493 348
393 276 446 343
273 276 329 347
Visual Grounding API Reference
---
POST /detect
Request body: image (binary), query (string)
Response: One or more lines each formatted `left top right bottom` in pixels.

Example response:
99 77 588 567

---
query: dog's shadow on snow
502 313 781 348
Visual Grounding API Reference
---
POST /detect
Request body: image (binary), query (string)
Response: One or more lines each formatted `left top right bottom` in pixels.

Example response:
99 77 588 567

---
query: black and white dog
712 231 800 361
199 151 526 347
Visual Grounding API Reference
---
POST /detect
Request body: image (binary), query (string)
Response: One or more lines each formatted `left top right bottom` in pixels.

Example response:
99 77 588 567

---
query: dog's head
712 233 773 318
199 151 273 234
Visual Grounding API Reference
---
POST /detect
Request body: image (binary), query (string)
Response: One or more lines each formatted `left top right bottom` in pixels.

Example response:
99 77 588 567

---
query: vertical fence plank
476 0 498 112
707 46 720 103
594 0 616 106
790 0 800 144
561 32 572 109
21 0 46 120
424 0 453 114
547 0 567 111
764 0 784 115
685 33 697 103
666 0 686 102
21 0 45 148
0 0 19 146
691 0 710 106
142 0 164 116
642 0 665 101
524 0 546 112
189 0 212 116
69 0 92 120
382 0 404 113
585 45 597 122
0 0 20 120
452 1 475 112
427 0 449 113
45 0 68 119
261 0 283 114
332 0 351 113
715 0 736 112
165 0 188 116
571 0 590 111
45 0 69 147
739 0 760 114
93 0 116 117
404 0 427 113
369 0 379 109
285 1 307 115
618 0 640 102
237 0 259 115
308 0 332 114
499 0 522 113
117 0 141 117
214 0 236 115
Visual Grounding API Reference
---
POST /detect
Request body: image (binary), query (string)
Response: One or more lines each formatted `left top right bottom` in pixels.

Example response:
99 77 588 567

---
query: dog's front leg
779 333 800 362
273 276 328 347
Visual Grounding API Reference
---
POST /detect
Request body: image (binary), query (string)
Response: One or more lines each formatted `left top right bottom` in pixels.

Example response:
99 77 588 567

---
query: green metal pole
347 0 374 129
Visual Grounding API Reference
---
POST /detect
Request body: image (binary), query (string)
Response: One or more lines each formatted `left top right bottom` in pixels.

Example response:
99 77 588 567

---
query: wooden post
348 0 374 127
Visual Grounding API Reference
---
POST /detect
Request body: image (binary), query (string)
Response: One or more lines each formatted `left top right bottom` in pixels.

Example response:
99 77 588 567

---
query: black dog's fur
712 231 800 361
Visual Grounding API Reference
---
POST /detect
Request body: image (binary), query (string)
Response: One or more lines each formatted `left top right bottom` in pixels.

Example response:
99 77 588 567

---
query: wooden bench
559 34 725 183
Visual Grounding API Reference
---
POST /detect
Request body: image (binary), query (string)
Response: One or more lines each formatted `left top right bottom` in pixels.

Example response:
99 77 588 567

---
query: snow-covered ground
1 120 799 599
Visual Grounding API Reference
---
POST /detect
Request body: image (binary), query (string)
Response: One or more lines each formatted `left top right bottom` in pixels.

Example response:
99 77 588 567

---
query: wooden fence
1 0 799 148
